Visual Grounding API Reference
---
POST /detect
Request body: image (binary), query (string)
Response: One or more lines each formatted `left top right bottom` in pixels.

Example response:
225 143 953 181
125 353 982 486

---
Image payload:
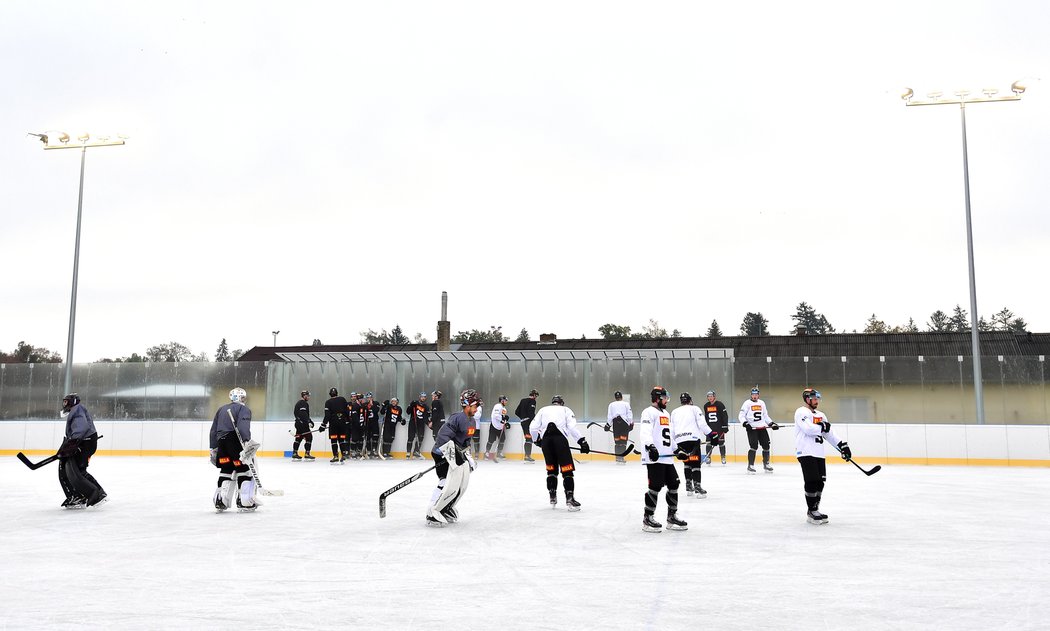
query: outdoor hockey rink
3 456 1047 630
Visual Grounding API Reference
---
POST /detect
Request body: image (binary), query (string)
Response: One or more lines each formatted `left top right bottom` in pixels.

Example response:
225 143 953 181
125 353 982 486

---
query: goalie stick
379 463 438 518
832 444 881 476
228 409 284 496
17 452 59 470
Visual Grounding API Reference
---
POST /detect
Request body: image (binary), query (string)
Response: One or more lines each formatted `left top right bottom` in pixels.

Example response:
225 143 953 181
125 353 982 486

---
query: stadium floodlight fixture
31 130 127 395
901 80 1027 424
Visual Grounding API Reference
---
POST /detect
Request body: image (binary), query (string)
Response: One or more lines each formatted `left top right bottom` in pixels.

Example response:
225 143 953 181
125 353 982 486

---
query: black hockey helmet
365 391 373 398
529 388 539 396
62 392 80 409
300 390 310 398
329 387 338 397
650 386 668 402
551 394 564 405
802 388 821 402
460 389 481 407
751 386 760 396
614 390 622 400
680 392 692 404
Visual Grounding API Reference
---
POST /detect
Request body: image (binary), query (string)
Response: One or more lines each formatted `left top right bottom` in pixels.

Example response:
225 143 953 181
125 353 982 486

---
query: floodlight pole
903 86 1024 424
36 134 126 395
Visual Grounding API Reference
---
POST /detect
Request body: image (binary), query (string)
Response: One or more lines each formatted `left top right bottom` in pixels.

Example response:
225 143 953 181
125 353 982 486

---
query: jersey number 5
662 427 671 447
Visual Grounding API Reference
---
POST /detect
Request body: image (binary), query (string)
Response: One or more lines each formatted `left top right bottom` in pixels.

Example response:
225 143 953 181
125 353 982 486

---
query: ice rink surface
2 454 1048 631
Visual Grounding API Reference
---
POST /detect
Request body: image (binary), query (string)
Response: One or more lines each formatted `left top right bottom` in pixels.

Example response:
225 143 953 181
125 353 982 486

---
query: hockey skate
236 496 258 512
425 514 446 528
497 452 506 460
642 514 663 533
695 486 708 498
764 463 774 473
524 456 535 463
747 465 756 474
721 456 726 465
701 454 711 465
549 492 558 508
807 510 829 525
304 453 315 461
439 506 459 523
565 494 581 512
666 512 688 531
61 496 87 509
685 480 695 497
291 453 302 461
86 491 108 508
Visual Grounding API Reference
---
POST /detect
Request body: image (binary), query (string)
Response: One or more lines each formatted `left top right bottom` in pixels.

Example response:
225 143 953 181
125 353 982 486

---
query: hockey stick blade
586 421 611 431
379 464 437 518
17 452 60 470
833 445 881 476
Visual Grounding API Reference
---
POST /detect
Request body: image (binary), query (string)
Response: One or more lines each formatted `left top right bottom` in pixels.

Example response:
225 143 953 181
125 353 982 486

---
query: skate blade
642 526 663 533
807 517 829 525
666 524 688 531
567 506 581 512
695 494 708 499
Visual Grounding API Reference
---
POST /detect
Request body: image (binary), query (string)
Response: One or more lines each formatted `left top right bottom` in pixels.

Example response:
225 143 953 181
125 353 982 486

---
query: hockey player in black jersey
702 391 729 465
515 389 539 463
348 393 366 460
320 388 350 464
405 392 429 459
429 390 446 438
380 397 404 459
363 392 382 459
291 390 315 461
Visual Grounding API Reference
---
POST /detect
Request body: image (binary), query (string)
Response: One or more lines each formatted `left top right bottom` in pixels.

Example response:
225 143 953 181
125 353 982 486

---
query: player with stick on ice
425 389 481 527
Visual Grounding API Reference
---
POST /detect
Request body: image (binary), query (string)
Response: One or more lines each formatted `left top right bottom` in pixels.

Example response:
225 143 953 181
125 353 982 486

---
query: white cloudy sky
1 1 1048 361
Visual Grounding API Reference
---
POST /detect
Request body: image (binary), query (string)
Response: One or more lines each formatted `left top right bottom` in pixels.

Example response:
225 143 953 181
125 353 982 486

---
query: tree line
0 304 1030 364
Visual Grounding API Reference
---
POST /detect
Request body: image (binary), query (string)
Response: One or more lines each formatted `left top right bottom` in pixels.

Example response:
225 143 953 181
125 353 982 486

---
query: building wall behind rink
264 351 735 424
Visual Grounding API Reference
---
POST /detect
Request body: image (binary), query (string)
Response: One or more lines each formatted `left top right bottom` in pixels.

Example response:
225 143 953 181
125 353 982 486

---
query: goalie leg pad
432 464 470 513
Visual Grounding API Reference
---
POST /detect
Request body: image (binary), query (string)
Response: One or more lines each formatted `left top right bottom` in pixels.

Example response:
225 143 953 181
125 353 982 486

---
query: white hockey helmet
229 387 247 403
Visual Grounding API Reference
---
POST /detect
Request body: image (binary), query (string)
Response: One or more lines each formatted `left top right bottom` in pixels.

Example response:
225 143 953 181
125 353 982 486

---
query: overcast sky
2 1 1048 361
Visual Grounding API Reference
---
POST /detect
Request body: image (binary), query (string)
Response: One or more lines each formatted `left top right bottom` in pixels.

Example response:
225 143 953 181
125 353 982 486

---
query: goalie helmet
229 387 247 403
62 392 81 410
460 389 481 407
680 392 692 404
551 395 564 405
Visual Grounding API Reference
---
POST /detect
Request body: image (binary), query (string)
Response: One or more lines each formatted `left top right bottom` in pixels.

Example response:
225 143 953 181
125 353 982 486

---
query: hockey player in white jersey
670 392 718 499
485 395 510 461
738 386 780 473
638 386 687 532
607 391 633 464
794 388 851 524
532 395 589 510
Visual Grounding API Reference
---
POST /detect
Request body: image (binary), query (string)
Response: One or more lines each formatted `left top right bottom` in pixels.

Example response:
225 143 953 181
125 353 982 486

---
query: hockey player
406 392 429 459
515 389 540 463
209 387 260 511
363 392 382 459
380 397 404 459
794 388 851 524
426 389 481 526
348 392 366 459
607 390 633 464
670 392 718 499
320 388 350 464
57 393 106 508
485 395 511 461
471 398 484 458
532 395 589 510
702 391 729 466
429 390 446 438
639 386 687 533
291 390 315 461
738 386 780 474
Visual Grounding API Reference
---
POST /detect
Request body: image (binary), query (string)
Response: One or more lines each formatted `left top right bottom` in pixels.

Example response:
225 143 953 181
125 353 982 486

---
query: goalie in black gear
291 390 315 460
209 388 259 511
58 393 106 508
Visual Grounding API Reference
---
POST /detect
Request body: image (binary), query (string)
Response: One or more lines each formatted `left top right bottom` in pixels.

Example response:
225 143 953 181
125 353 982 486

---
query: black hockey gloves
577 438 590 454
646 444 660 461
837 441 851 460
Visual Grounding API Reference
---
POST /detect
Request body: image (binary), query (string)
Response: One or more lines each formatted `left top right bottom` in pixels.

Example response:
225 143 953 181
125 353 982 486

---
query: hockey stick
379 464 437 518
570 442 635 457
17 452 59 470
832 444 881 476
287 427 325 437
586 421 611 431
228 409 284 496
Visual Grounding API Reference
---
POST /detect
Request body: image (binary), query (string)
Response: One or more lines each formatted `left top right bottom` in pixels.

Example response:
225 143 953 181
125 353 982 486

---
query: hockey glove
819 420 832 433
577 438 590 454
604 423 612 432
209 448 218 467
58 438 80 457
646 444 660 461
838 441 851 460
240 439 261 461
706 431 720 443
534 434 543 447
400 420 407 426
309 420 315 428
673 448 689 461
741 422 751 430
318 424 327 433
769 422 780 431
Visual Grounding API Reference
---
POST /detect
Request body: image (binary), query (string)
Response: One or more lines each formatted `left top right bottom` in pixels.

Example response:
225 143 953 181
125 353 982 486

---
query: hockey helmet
365 391 374 398
751 386 760 395
432 390 443 399
499 395 508 403
650 386 669 402
680 392 692 404
529 388 539 396
229 387 247 403
391 397 400 404
419 392 427 399
802 388 821 402
551 394 565 405
300 390 311 398
62 392 81 409
614 390 623 400
329 387 339 397
460 389 481 407
706 390 716 398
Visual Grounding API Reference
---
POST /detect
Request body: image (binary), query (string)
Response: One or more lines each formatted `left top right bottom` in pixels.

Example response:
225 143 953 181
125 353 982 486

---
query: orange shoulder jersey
639 405 675 464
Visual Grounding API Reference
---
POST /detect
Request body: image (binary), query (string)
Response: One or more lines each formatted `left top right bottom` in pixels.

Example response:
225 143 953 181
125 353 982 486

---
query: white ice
2 455 1048 630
